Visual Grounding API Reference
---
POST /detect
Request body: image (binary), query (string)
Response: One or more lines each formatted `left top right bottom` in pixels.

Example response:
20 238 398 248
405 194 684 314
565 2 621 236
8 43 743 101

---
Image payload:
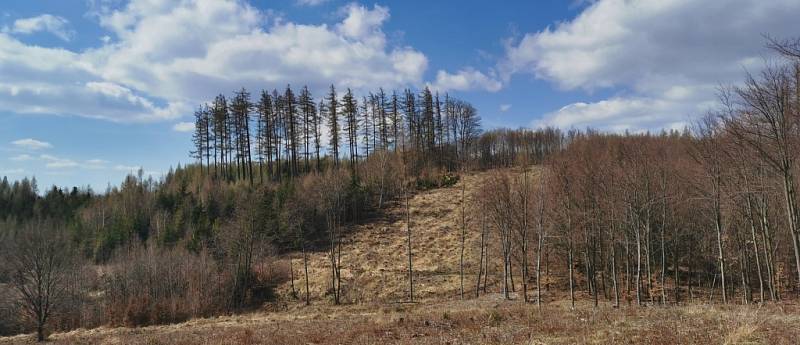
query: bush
103 244 232 327
416 168 460 190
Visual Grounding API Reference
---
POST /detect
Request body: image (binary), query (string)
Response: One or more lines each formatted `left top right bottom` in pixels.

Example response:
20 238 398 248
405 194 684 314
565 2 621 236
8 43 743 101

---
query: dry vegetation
3 169 800 344
3 297 799 344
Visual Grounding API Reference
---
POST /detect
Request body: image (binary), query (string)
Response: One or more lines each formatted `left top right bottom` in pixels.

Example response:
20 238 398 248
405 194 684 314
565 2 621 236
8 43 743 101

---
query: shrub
416 168 460 190
103 244 232 327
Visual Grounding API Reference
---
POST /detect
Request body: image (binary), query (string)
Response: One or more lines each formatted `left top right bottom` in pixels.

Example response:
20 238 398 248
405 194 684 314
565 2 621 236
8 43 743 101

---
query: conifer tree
326 85 340 167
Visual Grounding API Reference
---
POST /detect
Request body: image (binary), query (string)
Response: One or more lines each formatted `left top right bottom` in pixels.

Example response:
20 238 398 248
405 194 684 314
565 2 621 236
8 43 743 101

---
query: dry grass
3 168 800 344
3 298 799 344
278 168 547 305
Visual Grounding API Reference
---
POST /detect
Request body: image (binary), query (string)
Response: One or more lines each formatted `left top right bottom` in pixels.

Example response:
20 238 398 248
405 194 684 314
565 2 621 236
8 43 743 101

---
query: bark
460 182 467 300
406 189 414 302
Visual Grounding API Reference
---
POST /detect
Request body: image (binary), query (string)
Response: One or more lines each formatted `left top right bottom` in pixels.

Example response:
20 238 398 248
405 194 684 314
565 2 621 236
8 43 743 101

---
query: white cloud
502 0 800 131
11 138 52 150
0 168 24 176
499 104 511 112
114 164 143 172
0 33 183 122
1 1 431 123
172 121 195 132
10 154 34 161
18 154 114 170
40 154 79 169
84 159 109 169
5 14 74 41
296 0 329 6
535 96 697 132
432 68 502 92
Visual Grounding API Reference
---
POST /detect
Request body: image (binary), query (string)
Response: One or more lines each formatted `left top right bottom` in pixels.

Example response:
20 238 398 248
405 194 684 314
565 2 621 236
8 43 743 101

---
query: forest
2 37 800 343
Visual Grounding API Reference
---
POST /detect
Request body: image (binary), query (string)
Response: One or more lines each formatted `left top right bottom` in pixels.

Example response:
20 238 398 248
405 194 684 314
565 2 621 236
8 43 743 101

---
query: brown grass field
2 169 800 344
2 298 799 344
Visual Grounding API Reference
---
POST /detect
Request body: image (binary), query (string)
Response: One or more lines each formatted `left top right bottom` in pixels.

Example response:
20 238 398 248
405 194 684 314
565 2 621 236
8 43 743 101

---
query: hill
3 168 800 344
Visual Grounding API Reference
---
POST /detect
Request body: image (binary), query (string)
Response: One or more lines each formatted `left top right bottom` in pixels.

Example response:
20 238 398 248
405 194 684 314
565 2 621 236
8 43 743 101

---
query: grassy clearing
3 298 798 344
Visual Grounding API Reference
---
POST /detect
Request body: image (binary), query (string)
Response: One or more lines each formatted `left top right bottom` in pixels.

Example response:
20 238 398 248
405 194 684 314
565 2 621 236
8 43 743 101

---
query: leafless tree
3 221 78 342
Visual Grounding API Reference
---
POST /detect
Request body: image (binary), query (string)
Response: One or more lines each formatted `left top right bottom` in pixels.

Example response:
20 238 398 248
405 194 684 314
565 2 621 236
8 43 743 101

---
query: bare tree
3 222 78 342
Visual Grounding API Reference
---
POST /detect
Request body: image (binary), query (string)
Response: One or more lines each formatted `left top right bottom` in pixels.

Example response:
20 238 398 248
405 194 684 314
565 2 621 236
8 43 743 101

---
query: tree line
466 37 800 309
190 85 483 182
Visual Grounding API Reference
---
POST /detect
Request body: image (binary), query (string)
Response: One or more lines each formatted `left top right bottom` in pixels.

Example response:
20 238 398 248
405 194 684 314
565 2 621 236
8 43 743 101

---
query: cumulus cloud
535 96 698 132
11 138 52 150
432 68 502 92
4 14 74 41
502 0 800 131
172 122 195 132
1 0 430 123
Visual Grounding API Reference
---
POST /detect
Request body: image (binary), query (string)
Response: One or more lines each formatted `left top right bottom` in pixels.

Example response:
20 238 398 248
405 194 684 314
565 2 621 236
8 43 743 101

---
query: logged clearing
275 169 507 304
3 168 800 344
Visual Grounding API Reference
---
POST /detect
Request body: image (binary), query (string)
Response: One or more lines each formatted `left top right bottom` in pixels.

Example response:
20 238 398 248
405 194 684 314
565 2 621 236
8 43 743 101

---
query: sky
1 0 800 191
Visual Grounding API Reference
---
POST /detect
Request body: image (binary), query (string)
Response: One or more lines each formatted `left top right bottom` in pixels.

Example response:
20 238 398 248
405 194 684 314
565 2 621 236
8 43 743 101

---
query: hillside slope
6 168 800 344
276 169 503 304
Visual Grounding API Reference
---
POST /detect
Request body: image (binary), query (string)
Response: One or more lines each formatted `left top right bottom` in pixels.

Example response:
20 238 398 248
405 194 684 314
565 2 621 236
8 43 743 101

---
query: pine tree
391 91 400 152
257 90 274 181
404 89 418 152
284 85 299 177
191 106 207 176
362 96 372 158
299 86 315 174
326 85 340 168
421 87 435 155
272 90 284 179
230 88 254 185
315 99 325 171
377 88 389 150
342 89 359 174
212 95 230 179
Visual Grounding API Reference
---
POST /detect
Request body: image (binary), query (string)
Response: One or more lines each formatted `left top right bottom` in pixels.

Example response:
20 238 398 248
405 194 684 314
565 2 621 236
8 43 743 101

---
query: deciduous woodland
3 38 800 343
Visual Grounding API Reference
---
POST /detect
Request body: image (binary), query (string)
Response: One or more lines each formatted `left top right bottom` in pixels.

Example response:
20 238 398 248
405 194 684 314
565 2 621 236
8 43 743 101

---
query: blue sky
2 0 800 190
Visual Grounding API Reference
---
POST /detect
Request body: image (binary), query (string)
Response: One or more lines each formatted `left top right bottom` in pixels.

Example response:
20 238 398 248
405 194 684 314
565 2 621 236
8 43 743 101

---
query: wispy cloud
114 164 142 172
11 138 52 150
431 68 502 92
0 168 24 176
40 154 78 169
4 14 74 41
500 104 512 112
84 159 109 169
296 0 329 6
172 122 194 132
10 154 34 161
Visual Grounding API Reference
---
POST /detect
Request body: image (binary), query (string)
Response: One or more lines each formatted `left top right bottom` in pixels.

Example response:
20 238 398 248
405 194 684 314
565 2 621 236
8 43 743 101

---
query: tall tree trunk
746 194 765 303
714 176 727 304
406 189 414 302
635 213 643 306
460 182 466 300
303 243 310 305
780 167 800 290
536 194 545 307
